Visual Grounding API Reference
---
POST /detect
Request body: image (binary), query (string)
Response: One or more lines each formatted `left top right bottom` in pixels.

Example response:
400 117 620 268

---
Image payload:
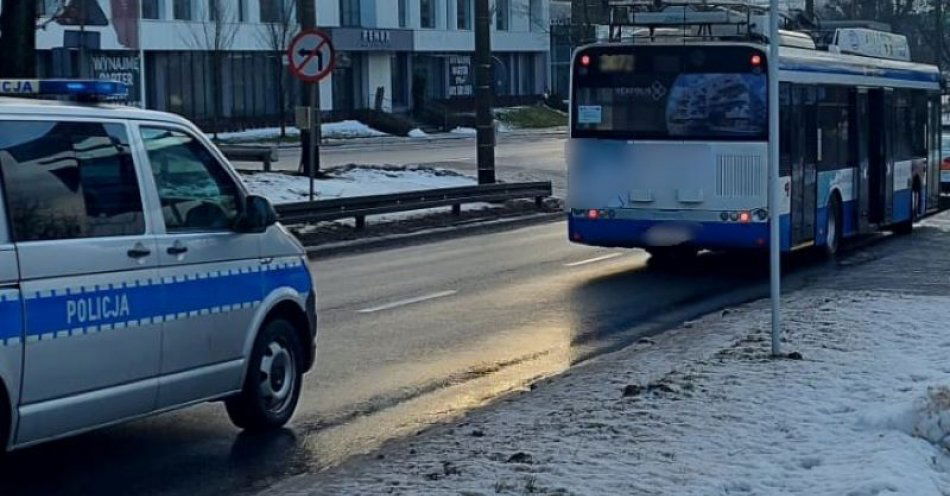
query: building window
399 0 408 27
142 0 162 19
391 53 409 108
260 0 280 22
420 0 436 28
495 0 509 31
37 0 60 16
457 0 472 30
339 0 360 27
207 0 218 21
237 0 247 22
529 0 543 31
173 0 193 20
340 0 361 27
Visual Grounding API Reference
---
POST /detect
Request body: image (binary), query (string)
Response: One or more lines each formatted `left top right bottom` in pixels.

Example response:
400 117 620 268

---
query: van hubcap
259 341 295 413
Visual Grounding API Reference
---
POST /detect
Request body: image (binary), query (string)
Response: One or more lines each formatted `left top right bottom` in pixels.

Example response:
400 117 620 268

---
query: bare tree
184 0 240 137
258 0 299 140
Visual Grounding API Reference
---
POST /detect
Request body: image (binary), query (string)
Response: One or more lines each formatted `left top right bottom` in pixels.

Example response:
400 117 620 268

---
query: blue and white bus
567 13 943 260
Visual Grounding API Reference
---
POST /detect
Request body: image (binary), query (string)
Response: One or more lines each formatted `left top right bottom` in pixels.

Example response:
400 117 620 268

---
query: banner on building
90 51 141 104
448 56 472 98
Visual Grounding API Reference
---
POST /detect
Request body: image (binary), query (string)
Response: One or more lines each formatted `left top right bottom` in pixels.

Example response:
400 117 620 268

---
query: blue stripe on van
8 258 311 345
0 290 22 344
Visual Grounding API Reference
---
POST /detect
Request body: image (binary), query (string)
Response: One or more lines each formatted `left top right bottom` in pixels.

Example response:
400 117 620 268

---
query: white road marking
564 253 623 267
357 290 459 314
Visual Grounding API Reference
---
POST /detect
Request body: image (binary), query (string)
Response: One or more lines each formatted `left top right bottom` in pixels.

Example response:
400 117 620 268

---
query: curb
304 211 564 258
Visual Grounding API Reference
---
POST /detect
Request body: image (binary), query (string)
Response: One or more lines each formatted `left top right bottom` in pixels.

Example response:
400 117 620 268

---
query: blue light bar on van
0 79 128 99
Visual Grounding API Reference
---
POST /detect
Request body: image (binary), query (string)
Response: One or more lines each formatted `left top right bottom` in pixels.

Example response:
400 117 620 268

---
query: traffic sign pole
308 83 322 202
287 29 335 202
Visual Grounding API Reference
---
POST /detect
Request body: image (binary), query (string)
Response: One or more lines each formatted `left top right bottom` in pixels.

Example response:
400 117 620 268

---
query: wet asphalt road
0 219 786 496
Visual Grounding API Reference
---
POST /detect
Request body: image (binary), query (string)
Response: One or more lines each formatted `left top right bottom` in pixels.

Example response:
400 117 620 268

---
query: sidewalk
265 214 950 495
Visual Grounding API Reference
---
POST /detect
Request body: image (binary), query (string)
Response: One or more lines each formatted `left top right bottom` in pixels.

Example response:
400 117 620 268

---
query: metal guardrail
219 145 279 172
275 181 553 229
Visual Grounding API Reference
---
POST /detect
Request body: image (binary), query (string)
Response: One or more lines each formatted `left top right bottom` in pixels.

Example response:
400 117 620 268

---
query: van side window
0 121 145 242
139 127 240 232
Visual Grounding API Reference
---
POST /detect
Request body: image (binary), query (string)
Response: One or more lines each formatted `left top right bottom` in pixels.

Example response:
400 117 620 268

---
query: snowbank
862 386 950 452
240 166 476 205
213 120 388 142
303 290 950 495
408 128 429 138
321 120 387 139
449 127 477 136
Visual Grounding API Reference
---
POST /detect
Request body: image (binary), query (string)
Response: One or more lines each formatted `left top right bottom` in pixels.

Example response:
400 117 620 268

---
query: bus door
790 86 818 246
855 89 871 232
867 89 893 224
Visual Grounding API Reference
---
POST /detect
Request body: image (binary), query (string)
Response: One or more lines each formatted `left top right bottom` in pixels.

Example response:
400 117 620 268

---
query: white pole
768 0 782 356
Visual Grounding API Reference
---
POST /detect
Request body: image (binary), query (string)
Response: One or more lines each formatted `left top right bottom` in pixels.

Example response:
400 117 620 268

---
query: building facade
33 0 550 131
549 0 570 101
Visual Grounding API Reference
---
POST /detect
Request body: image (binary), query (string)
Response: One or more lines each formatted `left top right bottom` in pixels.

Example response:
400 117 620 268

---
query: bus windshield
572 46 768 141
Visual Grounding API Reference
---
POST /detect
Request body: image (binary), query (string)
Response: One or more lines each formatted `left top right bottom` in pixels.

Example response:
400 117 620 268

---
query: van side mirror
235 195 278 233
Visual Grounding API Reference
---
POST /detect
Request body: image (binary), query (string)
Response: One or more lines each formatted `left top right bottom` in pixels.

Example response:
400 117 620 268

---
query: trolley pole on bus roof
768 0 782 357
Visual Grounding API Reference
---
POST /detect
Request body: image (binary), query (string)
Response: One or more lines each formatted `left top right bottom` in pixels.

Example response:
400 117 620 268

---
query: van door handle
127 244 152 259
166 242 188 256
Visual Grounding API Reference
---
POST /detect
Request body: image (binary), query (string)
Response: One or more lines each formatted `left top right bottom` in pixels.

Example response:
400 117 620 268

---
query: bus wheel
646 246 697 267
824 196 842 257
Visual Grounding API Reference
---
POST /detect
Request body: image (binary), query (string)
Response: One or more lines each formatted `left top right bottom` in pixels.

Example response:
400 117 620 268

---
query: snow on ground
408 128 429 138
300 290 950 495
213 120 388 142
240 165 476 205
322 120 387 139
450 127 478 136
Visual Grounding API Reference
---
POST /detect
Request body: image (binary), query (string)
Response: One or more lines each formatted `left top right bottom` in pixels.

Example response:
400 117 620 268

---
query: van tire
226 318 304 431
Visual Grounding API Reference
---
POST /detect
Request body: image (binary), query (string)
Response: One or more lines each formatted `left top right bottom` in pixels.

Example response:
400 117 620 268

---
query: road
263 134 568 196
0 220 778 496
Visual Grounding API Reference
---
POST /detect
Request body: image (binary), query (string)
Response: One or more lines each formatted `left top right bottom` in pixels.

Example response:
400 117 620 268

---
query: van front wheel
226 318 304 431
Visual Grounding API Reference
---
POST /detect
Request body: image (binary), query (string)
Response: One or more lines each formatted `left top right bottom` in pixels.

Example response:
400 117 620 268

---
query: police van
0 80 317 450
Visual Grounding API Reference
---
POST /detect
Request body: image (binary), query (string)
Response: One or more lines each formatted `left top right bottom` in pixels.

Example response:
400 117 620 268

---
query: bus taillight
580 54 591 67
751 54 763 67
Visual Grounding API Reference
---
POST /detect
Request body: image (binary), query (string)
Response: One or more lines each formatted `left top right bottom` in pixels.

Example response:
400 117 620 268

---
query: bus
567 3 943 261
